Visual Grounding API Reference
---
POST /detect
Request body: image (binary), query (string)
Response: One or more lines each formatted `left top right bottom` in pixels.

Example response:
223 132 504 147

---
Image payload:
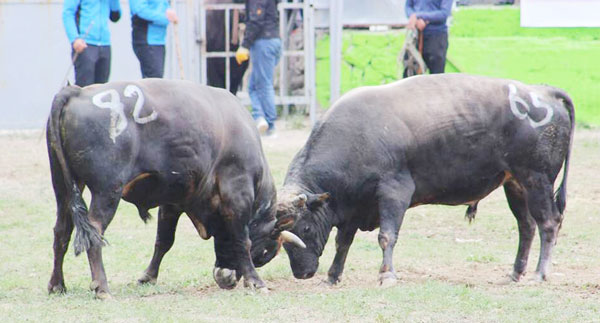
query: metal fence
198 1 316 122
0 0 411 129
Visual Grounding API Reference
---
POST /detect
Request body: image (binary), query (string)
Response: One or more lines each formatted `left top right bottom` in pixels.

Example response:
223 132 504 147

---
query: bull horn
280 230 306 248
292 194 307 208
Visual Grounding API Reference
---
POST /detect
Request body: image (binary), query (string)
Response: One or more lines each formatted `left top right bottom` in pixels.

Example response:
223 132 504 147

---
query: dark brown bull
260 74 574 286
46 79 302 299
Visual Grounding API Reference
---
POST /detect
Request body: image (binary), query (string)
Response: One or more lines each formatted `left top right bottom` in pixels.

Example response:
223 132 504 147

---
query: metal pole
329 0 342 105
225 8 231 91
189 0 200 82
306 0 317 126
279 2 288 117
199 0 207 84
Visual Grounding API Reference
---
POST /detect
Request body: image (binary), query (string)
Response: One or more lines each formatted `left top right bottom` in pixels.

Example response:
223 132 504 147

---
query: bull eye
303 226 310 234
262 249 268 256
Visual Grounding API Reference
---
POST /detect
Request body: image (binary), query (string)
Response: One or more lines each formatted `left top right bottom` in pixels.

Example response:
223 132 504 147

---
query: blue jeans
249 38 281 127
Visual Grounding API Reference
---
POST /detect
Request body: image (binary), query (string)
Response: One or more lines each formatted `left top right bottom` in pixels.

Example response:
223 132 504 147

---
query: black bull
46 79 301 298
268 74 575 286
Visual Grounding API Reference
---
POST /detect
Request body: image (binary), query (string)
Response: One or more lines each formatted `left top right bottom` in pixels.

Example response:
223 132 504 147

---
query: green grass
1 129 600 321
315 7 600 126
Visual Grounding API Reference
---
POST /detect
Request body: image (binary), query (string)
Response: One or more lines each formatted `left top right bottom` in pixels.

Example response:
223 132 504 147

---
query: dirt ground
1 120 599 314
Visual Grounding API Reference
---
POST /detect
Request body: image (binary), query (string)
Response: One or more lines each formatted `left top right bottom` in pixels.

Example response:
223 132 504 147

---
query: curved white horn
280 230 306 248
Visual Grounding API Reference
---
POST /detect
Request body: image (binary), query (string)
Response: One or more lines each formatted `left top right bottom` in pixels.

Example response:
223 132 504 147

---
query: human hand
166 8 178 24
407 13 418 30
72 38 87 53
416 18 427 31
235 46 249 65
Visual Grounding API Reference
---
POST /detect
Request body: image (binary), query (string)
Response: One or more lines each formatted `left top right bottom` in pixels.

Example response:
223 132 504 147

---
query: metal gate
197 0 317 123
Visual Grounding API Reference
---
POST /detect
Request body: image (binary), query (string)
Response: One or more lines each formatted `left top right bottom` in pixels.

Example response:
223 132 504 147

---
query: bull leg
231 219 266 290
522 174 561 281
504 181 536 281
138 205 182 285
327 225 358 285
213 235 242 290
86 191 121 299
213 174 266 291
212 231 265 291
47 151 78 294
377 178 415 287
48 199 74 294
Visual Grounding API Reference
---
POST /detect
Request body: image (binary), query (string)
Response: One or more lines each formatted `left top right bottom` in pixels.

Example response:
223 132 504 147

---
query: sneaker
264 126 277 138
255 117 268 134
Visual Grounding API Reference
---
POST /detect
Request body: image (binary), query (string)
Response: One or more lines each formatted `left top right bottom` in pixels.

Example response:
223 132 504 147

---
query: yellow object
235 46 249 65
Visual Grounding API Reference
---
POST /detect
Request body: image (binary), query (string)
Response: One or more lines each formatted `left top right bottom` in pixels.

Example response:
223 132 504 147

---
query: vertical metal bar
279 2 288 117
329 0 342 104
190 0 200 82
225 8 231 92
199 1 207 84
306 0 317 127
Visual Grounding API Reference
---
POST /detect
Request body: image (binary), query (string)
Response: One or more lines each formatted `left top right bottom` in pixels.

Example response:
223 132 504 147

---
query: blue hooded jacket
63 0 121 46
405 0 453 35
129 0 171 45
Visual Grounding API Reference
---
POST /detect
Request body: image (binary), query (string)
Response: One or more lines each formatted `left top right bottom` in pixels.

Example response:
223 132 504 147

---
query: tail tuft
69 185 105 255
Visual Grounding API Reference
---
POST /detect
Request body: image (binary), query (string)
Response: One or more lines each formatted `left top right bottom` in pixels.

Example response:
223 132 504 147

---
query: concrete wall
0 0 194 129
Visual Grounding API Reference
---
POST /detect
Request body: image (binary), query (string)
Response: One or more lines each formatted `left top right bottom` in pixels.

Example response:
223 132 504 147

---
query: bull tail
47 87 105 256
552 89 575 215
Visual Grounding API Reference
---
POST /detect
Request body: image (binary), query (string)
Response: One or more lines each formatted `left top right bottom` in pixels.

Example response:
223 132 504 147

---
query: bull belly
121 172 190 209
412 171 511 206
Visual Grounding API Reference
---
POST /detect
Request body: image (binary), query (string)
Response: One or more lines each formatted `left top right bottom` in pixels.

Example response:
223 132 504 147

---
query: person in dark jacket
235 0 281 136
129 0 179 78
405 0 453 75
62 0 122 87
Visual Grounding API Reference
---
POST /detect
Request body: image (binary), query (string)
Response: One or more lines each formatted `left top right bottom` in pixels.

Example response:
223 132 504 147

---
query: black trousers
133 44 165 78
73 45 111 87
422 31 449 74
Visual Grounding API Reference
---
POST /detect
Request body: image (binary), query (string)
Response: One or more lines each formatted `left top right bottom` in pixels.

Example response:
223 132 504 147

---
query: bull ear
307 192 330 210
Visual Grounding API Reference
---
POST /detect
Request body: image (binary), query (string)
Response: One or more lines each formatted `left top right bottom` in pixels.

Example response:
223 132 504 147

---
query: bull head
271 192 331 246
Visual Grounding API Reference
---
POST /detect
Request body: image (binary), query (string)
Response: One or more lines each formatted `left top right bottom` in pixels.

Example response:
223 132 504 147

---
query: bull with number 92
46 79 304 299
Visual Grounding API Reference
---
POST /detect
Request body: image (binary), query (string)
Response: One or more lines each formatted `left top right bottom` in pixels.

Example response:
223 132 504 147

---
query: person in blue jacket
405 0 453 75
62 0 122 87
129 0 179 78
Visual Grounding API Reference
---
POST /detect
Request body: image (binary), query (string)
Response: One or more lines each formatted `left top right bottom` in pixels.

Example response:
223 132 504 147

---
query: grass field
316 7 600 126
1 124 599 321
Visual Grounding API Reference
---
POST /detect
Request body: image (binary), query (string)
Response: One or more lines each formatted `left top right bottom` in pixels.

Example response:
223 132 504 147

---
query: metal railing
198 1 317 124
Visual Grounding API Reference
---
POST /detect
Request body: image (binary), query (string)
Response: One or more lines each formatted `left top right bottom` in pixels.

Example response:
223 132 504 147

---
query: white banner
521 0 600 27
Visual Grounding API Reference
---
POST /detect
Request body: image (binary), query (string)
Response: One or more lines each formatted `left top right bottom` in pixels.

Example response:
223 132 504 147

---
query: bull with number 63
46 79 304 299
259 74 574 286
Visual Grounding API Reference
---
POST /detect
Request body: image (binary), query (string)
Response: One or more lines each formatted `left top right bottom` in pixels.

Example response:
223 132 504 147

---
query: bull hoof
532 271 547 283
243 277 266 290
326 275 341 285
509 271 524 282
48 282 66 294
213 267 238 290
90 280 112 299
95 291 113 300
137 273 157 285
378 271 397 287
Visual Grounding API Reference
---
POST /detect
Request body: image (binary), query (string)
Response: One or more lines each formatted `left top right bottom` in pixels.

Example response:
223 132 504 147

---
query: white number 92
91 85 158 143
